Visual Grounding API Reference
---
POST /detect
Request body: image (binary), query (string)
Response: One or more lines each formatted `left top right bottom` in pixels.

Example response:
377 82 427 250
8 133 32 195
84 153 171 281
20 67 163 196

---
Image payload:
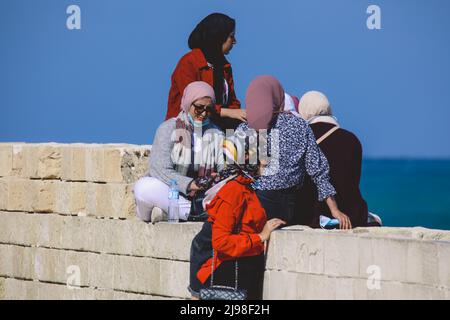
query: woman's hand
258 218 286 242
325 196 352 229
187 181 201 197
331 210 352 230
189 181 201 192
221 108 247 122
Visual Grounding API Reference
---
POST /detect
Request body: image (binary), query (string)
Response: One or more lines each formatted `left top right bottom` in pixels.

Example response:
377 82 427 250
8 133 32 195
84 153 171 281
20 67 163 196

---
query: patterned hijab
171 82 222 178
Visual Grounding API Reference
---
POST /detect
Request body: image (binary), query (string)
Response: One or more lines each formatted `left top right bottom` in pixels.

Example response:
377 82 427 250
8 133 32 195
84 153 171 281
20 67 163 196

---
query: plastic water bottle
168 180 179 223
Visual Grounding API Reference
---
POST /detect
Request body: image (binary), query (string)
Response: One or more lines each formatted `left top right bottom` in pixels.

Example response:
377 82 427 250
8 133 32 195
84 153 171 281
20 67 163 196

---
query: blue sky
1 0 449 158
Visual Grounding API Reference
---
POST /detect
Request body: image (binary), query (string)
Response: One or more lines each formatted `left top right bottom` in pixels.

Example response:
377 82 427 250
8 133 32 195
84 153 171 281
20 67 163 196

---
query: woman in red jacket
189 140 286 300
166 13 246 130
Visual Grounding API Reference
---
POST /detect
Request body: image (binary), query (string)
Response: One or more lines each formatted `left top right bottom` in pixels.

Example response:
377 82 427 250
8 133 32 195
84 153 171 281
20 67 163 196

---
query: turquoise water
360 159 450 230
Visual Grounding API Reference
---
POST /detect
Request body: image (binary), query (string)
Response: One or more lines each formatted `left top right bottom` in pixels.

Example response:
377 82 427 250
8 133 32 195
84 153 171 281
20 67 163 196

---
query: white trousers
133 177 191 222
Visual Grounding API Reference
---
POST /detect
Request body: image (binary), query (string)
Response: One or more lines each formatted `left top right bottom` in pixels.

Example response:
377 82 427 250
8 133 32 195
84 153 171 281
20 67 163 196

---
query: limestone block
158 259 190 298
22 144 63 179
358 235 409 283
369 281 447 300
30 180 57 213
0 211 38 246
437 242 450 289
118 145 151 184
0 178 7 210
0 144 12 177
265 229 326 275
103 148 124 183
33 246 65 283
61 144 87 182
262 270 298 300
0 177 57 212
22 142 151 183
32 247 113 290
0 245 35 280
85 145 150 183
85 145 105 183
0 278 174 300
112 291 175 300
150 222 202 261
5 178 32 212
94 183 135 218
406 241 439 286
323 233 360 277
0 212 202 261
263 271 337 300
0 243 188 298
0 277 4 299
86 252 115 289
55 181 87 215
11 143 25 177
0 278 39 300
36 213 64 249
113 255 161 295
58 216 94 252
334 277 356 300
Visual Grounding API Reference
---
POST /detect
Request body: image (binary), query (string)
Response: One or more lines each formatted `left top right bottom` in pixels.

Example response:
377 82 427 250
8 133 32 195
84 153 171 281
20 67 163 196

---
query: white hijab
284 93 301 117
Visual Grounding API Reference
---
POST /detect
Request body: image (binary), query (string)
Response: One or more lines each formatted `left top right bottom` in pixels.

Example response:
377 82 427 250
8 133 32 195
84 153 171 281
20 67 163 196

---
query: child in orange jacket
189 138 285 300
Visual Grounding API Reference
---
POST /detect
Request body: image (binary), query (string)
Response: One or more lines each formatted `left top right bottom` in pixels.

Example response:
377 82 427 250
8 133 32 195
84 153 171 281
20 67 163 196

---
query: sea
360 159 450 231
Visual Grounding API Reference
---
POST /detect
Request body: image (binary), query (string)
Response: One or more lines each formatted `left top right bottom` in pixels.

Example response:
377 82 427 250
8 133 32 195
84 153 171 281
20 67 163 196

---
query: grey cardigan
148 118 224 195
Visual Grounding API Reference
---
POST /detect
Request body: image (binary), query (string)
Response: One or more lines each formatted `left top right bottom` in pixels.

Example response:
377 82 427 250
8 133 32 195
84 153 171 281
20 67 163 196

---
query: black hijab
188 13 235 106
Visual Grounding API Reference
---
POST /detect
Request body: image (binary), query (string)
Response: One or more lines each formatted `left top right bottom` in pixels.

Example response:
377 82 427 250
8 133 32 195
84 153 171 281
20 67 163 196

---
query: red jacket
166 49 241 120
197 176 267 284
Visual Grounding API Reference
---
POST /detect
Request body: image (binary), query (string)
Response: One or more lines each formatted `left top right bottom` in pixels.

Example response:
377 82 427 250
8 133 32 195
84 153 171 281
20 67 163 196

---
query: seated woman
134 81 224 223
237 76 352 229
189 138 286 300
166 13 246 130
296 91 378 228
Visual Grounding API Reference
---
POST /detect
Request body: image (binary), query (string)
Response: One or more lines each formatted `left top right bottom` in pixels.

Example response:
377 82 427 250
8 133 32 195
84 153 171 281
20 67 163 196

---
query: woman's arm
303 125 352 229
304 125 337 201
148 120 193 195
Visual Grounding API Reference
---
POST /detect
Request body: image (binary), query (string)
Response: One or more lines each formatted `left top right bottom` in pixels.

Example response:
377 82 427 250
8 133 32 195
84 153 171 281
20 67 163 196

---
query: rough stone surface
1 142 150 183
0 144 13 177
0 143 449 300
0 278 174 300
0 244 191 298
0 212 202 260
263 270 449 300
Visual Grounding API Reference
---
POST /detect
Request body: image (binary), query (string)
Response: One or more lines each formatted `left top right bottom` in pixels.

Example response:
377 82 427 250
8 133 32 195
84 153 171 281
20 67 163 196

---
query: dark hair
188 13 236 106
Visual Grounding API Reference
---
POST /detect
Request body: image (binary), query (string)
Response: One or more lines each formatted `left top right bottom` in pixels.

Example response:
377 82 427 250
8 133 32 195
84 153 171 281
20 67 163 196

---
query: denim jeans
256 188 298 225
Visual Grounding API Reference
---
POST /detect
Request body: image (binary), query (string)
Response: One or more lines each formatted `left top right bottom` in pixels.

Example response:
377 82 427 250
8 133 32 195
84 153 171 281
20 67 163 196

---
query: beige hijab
298 91 332 120
298 90 340 126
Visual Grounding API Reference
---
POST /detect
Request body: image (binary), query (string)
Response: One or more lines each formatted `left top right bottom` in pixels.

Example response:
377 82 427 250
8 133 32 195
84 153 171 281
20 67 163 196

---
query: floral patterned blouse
236 112 336 201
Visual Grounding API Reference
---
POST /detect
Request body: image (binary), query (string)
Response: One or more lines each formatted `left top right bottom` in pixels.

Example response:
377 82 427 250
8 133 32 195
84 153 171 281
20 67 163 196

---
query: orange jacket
197 176 267 284
166 49 241 120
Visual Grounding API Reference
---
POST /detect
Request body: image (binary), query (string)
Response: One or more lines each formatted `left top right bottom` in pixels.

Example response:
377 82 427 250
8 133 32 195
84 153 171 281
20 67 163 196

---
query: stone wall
0 143 449 300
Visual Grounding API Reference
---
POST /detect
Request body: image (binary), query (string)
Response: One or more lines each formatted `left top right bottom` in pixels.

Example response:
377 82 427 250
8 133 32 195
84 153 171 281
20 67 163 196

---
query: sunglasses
192 103 214 116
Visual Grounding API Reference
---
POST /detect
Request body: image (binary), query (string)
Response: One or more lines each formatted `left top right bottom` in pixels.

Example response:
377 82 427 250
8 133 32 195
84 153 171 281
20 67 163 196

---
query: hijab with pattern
172 81 223 178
